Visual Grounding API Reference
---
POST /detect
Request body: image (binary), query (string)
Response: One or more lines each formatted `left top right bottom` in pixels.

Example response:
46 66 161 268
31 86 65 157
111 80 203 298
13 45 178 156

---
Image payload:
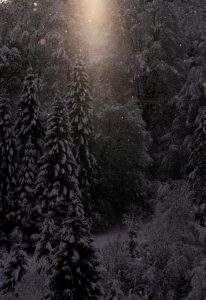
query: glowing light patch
84 0 105 24
39 38 46 45
80 0 109 51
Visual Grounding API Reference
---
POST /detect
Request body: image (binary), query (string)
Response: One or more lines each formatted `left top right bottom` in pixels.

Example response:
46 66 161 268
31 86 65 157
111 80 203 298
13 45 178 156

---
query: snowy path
93 227 127 250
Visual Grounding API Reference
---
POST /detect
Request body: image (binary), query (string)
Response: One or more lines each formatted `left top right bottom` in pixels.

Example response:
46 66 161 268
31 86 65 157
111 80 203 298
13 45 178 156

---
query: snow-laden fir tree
34 95 78 228
0 92 17 248
46 196 102 300
0 227 28 296
16 68 43 161
15 68 43 238
188 109 206 226
16 136 38 240
35 212 56 274
68 57 96 215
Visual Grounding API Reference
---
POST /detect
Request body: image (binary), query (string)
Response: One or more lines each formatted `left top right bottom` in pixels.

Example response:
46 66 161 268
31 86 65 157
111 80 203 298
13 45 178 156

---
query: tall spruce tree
46 197 102 300
0 229 28 297
16 136 38 240
0 92 17 248
15 68 43 238
188 109 206 226
68 58 96 214
16 68 43 161
34 95 79 228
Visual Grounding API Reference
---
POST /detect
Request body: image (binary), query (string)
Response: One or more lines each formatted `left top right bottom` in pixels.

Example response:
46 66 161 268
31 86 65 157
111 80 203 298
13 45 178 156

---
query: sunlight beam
80 0 110 53
84 0 106 24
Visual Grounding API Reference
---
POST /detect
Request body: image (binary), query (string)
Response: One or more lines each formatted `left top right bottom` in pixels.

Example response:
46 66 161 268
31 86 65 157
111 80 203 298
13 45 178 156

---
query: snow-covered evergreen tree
34 95 102 298
68 57 96 214
15 68 43 243
0 92 17 248
162 37 206 179
17 136 38 239
34 95 79 227
0 228 28 296
16 68 43 161
46 197 102 300
35 213 55 274
188 110 206 226
0 246 28 296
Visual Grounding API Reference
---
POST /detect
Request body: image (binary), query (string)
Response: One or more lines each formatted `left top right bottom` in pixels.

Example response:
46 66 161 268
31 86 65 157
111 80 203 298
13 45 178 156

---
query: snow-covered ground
93 227 127 250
